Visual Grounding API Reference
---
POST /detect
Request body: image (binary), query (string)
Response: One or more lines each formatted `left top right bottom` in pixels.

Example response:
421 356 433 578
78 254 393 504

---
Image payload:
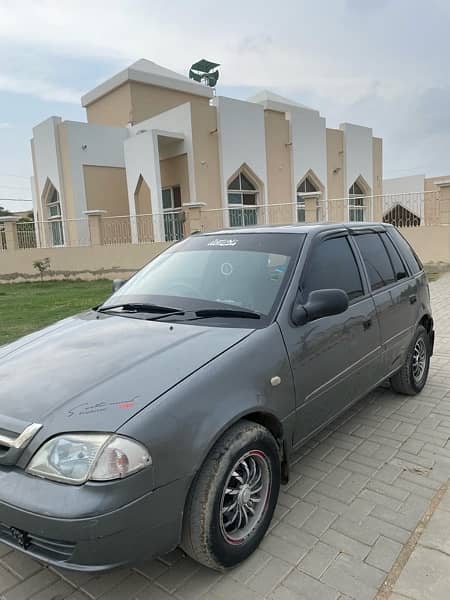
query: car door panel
377 279 418 374
277 233 382 446
354 231 419 377
285 295 380 445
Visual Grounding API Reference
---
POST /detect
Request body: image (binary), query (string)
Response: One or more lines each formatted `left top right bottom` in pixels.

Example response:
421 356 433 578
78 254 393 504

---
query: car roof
198 222 393 236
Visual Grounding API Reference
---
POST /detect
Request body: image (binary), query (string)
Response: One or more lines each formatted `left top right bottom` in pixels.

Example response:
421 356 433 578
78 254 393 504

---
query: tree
33 258 51 282
18 211 34 223
0 206 12 217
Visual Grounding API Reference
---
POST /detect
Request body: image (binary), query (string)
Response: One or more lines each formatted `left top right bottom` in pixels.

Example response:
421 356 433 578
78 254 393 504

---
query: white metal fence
201 191 443 232
101 211 185 245
19 218 91 248
0 191 446 251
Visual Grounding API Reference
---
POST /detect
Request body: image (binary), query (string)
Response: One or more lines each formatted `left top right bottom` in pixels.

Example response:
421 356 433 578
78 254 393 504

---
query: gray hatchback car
0 223 433 572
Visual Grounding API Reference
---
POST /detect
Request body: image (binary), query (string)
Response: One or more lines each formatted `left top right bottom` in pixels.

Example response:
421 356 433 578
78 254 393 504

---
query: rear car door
280 232 382 446
352 230 418 377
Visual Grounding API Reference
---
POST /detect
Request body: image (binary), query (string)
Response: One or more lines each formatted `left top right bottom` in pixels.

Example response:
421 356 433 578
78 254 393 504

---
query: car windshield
101 232 305 323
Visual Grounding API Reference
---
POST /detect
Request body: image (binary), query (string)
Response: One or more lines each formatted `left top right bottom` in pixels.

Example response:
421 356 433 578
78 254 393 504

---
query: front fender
119 323 295 490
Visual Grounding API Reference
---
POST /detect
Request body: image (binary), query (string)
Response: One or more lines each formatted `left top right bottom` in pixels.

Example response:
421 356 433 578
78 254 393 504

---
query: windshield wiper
96 302 184 315
96 303 260 322
192 308 261 320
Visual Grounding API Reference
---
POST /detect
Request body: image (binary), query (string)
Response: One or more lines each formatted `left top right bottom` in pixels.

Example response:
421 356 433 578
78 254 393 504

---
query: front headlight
26 433 151 485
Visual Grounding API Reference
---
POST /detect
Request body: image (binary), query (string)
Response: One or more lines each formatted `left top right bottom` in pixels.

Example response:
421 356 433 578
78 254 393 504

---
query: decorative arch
296 169 325 223
133 175 154 243
134 174 152 215
227 163 262 227
41 177 59 205
383 205 421 228
349 174 371 197
348 175 371 222
296 169 324 195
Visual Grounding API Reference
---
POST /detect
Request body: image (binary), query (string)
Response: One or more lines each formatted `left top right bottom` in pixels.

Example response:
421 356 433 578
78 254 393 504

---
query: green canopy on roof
190 59 220 73
189 59 220 87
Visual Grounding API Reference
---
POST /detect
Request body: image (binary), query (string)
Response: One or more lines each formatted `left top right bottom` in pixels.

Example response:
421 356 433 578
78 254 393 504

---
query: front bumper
0 475 189 571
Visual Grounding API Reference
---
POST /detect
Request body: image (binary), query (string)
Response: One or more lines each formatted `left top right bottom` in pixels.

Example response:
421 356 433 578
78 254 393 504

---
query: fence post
436 185 450 225
304 197 318 223
372 196 383 221
183 203 206 235
1 217 19 250
84 210 107 246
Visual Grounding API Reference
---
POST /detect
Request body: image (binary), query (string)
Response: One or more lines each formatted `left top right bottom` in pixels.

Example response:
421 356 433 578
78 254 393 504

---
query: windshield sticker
220 262 233 276
208 239 238 247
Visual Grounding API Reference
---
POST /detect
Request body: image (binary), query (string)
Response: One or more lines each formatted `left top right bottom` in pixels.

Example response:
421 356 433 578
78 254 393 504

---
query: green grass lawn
0 279 112 346
426 272 441 282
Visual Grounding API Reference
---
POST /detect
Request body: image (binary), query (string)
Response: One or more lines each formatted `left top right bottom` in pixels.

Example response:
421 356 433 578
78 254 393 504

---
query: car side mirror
292 289 349 326
112 279 127 293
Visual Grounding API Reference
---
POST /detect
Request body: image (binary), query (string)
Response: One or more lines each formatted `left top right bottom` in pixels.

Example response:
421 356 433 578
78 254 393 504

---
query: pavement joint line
418 543 450 558
375 476 450 600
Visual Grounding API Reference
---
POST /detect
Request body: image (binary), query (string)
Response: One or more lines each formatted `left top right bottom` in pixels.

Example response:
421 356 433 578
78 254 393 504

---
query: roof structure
248 90 316 113
82 59 214 107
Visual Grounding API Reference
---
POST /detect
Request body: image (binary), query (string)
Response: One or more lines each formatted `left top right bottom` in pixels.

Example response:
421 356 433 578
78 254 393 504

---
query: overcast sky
1 0 449 209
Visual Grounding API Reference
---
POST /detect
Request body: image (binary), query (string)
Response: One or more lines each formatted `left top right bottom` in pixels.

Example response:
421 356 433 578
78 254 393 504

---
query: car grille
0 521 75 561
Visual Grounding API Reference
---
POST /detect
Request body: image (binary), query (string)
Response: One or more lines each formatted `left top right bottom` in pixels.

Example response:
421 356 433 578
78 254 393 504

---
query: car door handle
363 319 372 330
409 294 417 304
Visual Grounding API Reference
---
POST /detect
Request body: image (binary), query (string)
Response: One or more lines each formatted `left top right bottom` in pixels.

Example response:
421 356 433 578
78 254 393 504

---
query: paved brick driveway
1 273 450 600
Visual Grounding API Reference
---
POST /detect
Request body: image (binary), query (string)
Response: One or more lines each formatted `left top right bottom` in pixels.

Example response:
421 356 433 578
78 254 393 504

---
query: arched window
349 179 367 222
297 176 321 222
43 180 64 246
227 171 258 226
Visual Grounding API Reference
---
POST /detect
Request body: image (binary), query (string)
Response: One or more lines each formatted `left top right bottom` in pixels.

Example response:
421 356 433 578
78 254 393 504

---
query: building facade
30 59 383 246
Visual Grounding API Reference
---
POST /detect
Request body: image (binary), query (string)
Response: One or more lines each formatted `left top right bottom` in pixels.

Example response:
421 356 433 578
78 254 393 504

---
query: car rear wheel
391 325 431 395
181 420 280 571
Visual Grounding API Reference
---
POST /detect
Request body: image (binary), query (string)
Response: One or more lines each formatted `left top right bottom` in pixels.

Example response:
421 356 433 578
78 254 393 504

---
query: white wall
62 121 127 220
215 96 268 208
341 123 373 194
30 175 41 246
31 117 64 214
289 107 327 197
31 117 67 247
383 174 425 195
32 118 128 245
124 130 160 214
129 103 196 204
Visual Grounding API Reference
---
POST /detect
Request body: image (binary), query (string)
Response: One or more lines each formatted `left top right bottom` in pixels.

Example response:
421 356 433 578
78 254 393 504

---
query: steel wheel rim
412 337 427 383
220 450 271 544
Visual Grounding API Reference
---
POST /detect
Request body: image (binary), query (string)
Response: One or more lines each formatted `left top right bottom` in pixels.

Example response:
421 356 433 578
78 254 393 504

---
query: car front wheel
181 420 281 571
391 325 431 395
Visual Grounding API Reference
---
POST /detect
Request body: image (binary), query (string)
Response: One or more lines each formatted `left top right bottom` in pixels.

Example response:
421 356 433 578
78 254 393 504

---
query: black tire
391 325 431 395
181 420 281 571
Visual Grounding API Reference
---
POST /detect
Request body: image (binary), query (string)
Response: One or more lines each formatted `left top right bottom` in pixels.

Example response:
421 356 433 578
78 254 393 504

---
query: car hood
0 312 253 434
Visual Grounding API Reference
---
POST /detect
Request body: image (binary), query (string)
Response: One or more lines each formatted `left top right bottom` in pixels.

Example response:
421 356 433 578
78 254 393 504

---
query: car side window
380 232 408 281
302 236 364 301
354 233 395 291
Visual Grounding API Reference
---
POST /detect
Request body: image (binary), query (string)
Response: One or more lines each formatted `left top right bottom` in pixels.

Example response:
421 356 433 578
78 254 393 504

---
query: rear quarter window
388 229 423 275
380 232 408 281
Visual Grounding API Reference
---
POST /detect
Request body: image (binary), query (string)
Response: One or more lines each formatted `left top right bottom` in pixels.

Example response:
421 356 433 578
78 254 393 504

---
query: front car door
279 232 382 446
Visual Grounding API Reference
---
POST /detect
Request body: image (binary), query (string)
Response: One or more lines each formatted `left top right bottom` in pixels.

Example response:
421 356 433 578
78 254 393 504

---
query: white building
30 59 383 246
